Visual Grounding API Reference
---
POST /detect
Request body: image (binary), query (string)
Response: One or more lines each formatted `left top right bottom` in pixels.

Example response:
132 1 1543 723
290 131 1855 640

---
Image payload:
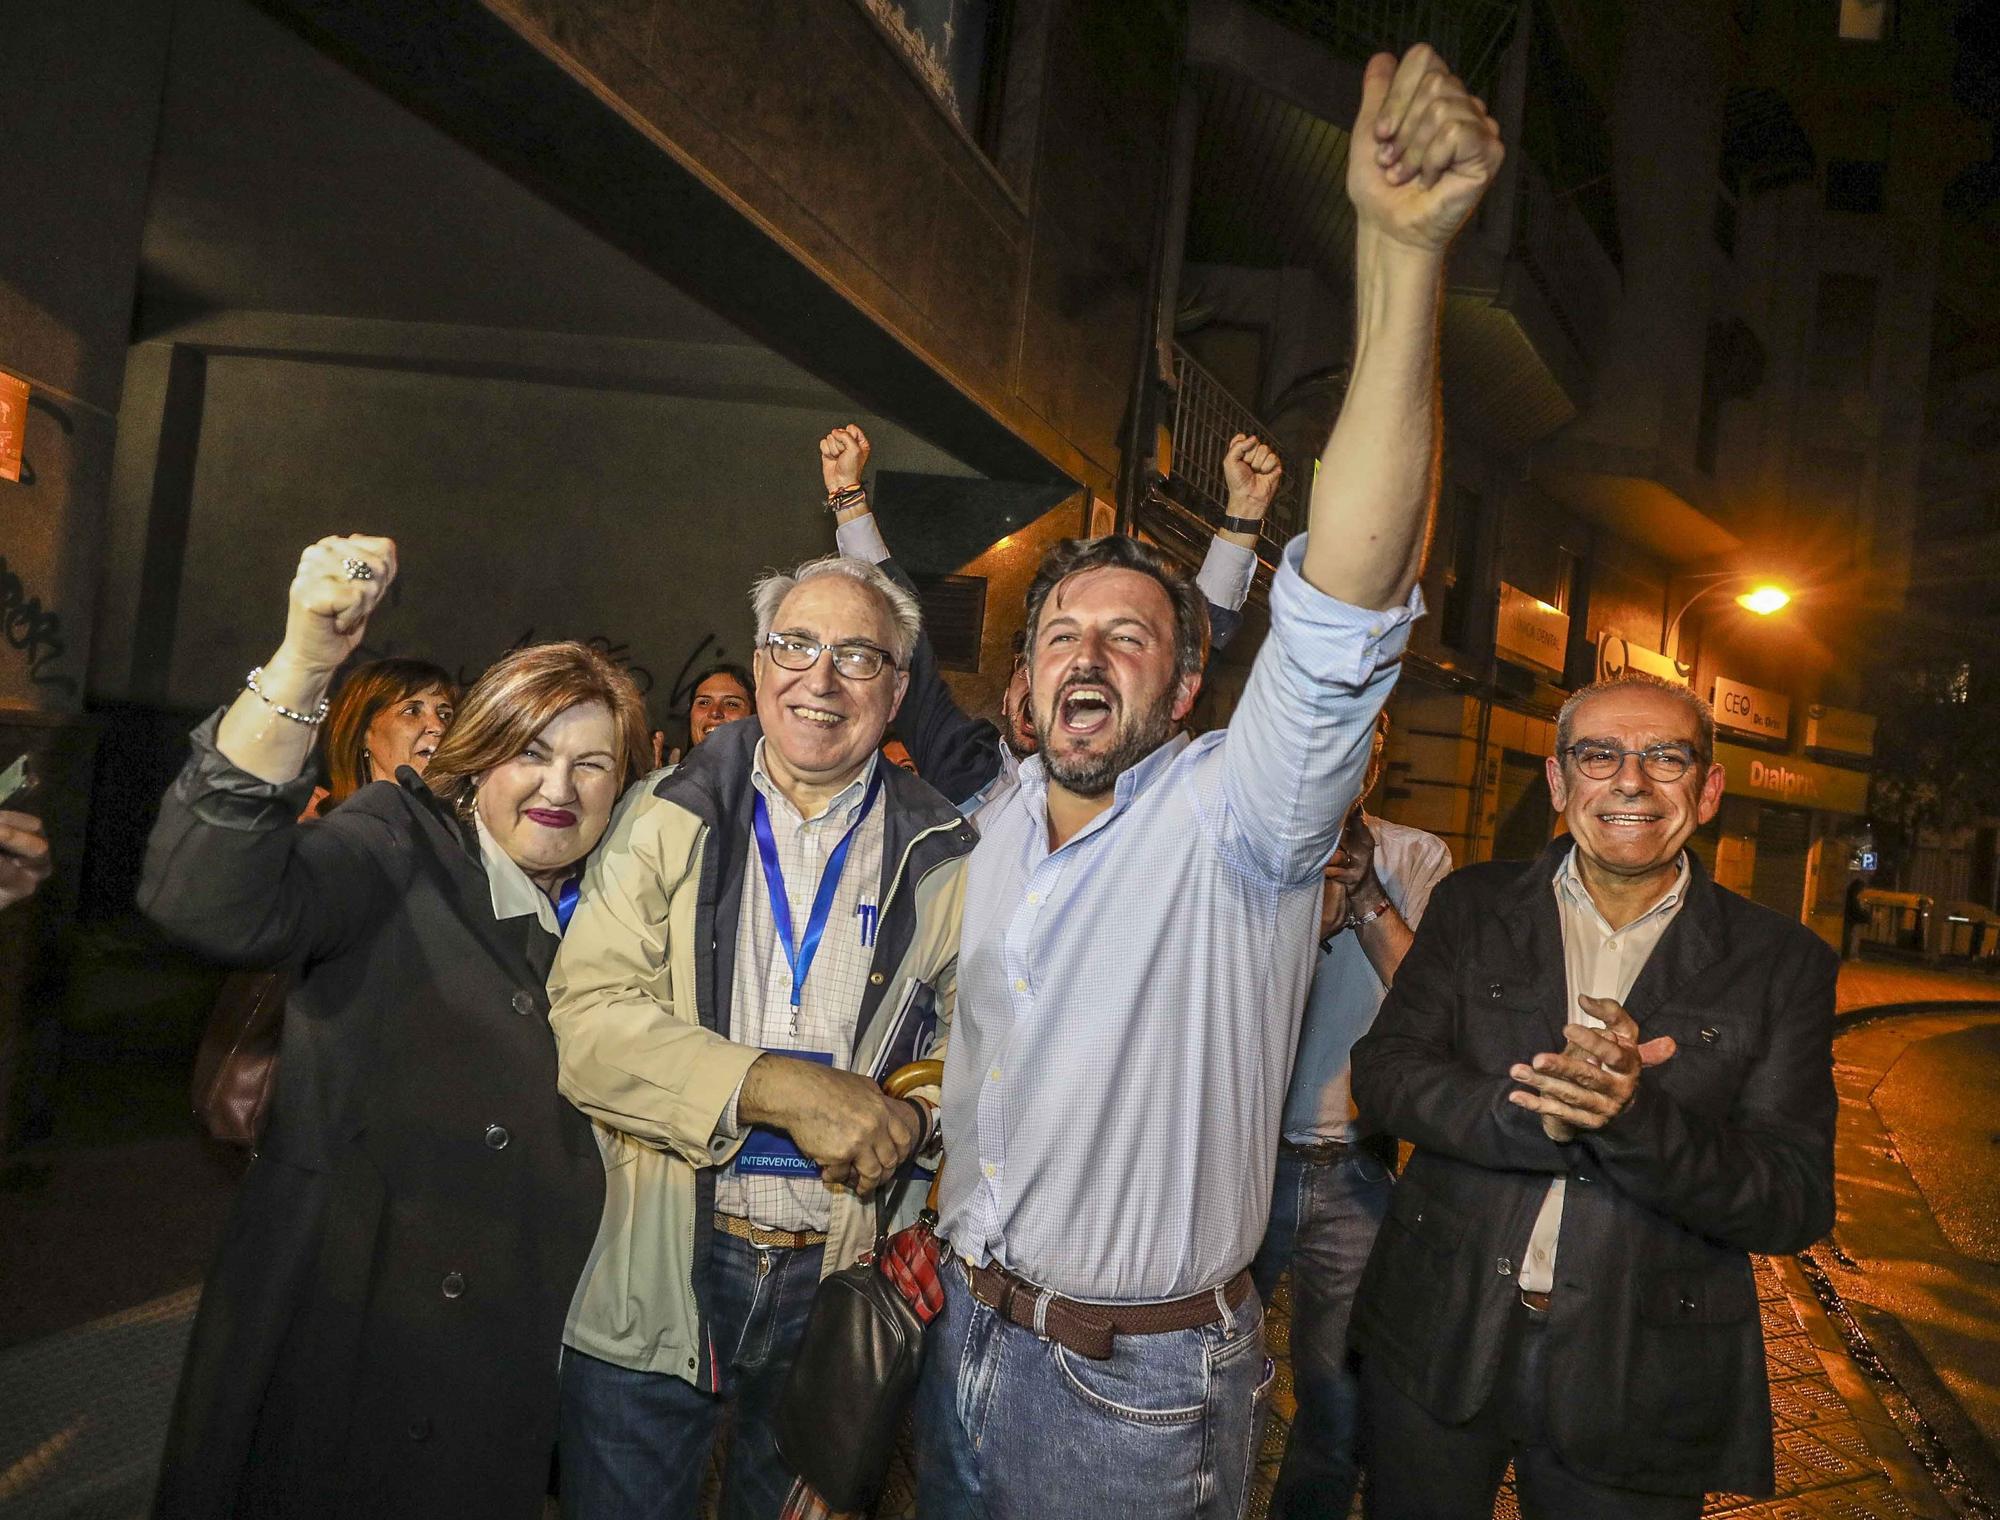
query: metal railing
1166 346 1307 560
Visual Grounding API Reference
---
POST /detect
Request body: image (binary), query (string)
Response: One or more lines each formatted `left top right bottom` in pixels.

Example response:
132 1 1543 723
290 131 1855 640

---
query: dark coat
141 713 604 1520
1349 841 1837 1498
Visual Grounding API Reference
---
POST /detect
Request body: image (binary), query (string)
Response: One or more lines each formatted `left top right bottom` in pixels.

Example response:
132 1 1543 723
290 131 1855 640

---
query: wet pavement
4 959 1998 1517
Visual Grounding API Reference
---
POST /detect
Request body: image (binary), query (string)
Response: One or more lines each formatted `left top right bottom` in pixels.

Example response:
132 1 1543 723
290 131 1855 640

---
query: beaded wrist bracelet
245 666 330 727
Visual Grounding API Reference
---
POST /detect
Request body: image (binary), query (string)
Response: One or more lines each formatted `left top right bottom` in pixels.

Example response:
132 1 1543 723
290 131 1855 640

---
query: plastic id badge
734 1050 835 1176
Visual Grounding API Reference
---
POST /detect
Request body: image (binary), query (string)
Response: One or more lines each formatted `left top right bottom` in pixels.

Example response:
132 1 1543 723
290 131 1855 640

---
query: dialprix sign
1714 741 1869 816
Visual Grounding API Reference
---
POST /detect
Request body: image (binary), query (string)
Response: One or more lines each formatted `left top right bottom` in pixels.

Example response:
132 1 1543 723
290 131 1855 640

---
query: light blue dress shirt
937 538 1422 1303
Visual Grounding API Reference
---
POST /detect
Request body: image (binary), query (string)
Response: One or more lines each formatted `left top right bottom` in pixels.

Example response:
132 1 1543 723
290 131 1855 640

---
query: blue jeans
559 1233 825 1520
1248 1144 1395 1520
916 1260 1275 1520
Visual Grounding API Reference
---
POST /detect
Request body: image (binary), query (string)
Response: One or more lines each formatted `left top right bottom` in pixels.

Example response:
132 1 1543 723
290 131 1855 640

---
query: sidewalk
4 963 1998 1518
1833 958 2000 1018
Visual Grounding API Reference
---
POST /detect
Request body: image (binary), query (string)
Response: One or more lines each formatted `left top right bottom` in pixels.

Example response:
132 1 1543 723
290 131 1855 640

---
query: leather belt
963 1257 1254 1361
1282 1132 1397 1168
1282 1136 1361 1163
713 1213 829 1250
1520 1289 1553 1313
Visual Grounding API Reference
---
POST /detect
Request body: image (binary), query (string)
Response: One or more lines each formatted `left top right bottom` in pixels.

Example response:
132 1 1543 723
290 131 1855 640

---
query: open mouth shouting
1055 682 1117 738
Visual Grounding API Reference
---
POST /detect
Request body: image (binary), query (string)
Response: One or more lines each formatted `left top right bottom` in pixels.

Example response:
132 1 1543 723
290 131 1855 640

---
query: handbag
771 1230 932 1512
189 967 288 1146
771 1061 946 1514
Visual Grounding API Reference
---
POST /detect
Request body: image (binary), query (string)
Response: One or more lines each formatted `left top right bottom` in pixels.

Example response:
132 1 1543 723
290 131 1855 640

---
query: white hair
749 554 923 668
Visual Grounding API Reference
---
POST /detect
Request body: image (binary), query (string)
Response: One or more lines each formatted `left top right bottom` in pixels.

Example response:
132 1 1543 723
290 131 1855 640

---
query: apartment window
1837 0 1892 41
1825 159 1886 213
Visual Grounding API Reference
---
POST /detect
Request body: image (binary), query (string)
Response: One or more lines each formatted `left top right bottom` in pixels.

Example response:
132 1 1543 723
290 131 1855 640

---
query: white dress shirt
1517 849 1690 1294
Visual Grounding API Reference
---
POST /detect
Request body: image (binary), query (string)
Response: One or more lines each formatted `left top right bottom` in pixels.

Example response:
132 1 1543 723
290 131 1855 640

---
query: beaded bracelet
245 666 330 727
824 483 868 513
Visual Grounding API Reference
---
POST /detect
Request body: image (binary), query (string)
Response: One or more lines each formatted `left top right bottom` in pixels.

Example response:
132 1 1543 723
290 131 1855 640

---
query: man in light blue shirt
1249 713 1452 1519
914 42 1505 1520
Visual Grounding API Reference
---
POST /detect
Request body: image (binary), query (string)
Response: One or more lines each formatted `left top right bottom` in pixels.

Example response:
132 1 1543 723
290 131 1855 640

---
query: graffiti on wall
0 554 78 696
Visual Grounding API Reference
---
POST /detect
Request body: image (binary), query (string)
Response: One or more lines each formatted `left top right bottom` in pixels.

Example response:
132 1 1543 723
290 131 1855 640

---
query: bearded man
913 41 1506 1520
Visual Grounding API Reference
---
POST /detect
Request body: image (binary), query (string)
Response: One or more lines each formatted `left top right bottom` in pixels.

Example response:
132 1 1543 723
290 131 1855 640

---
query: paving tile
1774 1428 1876 1492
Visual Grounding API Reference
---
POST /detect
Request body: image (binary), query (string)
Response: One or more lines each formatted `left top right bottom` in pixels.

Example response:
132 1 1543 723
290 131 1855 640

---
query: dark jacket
141 712 604 1520
1349 841 1837 1498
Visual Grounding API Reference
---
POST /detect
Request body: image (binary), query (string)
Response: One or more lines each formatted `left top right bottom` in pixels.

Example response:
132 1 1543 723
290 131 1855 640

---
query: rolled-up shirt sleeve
1212 537 1422 887
1196 536 1257 615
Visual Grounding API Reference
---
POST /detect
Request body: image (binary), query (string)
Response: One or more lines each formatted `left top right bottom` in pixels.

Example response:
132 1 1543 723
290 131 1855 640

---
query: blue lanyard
554 875 582 934
753 771 883 1013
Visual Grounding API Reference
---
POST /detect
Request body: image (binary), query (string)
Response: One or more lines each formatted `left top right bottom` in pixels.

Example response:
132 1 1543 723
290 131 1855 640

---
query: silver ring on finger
342 557 375 582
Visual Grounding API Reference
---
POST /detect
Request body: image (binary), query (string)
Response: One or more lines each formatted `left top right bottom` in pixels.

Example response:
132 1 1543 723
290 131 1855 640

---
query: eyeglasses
764 632 897 681
1561 742 1702 782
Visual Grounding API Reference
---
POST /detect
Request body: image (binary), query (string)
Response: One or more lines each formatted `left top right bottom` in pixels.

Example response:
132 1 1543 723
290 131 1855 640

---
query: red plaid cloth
777 1219 945 1520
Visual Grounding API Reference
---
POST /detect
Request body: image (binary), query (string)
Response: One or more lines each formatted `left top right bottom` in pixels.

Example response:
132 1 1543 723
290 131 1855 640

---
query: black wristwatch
1221 513 1266 536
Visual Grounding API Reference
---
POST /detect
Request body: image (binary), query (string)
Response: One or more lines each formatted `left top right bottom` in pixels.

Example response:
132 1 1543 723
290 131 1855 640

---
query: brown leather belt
713 1213 828 1250
1520 1289 1553 1313
963 1257 1254 1361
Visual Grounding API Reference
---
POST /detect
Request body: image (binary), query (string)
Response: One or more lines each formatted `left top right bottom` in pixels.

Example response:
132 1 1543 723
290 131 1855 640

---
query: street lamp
1664 572 1793 665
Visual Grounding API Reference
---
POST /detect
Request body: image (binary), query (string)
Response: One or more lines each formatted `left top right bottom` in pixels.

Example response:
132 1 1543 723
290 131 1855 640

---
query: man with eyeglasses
1348 671 1838 1517
549 555 976 1519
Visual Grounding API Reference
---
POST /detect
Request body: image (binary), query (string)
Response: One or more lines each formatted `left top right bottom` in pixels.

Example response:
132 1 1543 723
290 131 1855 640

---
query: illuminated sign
0 372 26 485
1595 631 1685 685
1715 740 1869 815
1711 676 1790 741
1495 584 1570 676
1806 705 1876 759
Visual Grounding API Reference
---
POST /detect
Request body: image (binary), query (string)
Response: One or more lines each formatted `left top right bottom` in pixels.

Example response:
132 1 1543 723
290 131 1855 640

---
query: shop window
1837 0 1892 41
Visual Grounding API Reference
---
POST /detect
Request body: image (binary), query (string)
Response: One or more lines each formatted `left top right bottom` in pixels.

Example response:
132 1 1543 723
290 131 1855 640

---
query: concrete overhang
1532 439 1744 565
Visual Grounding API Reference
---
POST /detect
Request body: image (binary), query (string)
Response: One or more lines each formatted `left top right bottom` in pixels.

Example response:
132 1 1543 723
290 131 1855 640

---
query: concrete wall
0 3 172 713
92 318 980 729
265 0 1180 498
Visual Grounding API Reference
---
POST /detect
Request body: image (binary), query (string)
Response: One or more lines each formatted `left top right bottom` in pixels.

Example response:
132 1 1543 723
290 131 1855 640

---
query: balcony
1145 344 1306 574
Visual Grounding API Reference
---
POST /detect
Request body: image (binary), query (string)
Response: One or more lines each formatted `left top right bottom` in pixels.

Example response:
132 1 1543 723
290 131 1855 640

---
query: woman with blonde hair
143 534 648 1520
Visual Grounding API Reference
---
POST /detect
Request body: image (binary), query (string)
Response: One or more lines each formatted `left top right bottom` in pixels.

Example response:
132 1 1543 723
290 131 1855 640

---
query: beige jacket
548 720 973 1384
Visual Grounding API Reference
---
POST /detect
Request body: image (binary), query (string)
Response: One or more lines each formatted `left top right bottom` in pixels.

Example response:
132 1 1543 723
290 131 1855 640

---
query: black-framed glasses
764 632 897 681
1561 742 1702 782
